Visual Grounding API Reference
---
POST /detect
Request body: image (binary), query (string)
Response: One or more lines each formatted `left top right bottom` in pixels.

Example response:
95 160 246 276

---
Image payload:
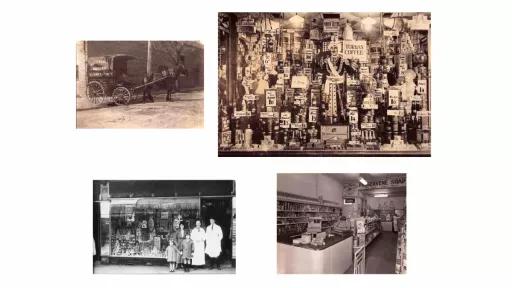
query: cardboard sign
234 111 252 118
349 110 358 124
308 106 318 123
361 122 377 129
291 123 307 129
283 67 290 79
280 112 291 128
389 90 400 108
321 125 349 144
243 94 256 101
387 110 404 116
263 53 273 68
323 18 341 33
291 75 309 89
362 103 378 110
260 111 279 118
416 110 431 117
383 30 399 37
342 40 368 61
417 80 427 95
265 89 277 106
221 131 232 146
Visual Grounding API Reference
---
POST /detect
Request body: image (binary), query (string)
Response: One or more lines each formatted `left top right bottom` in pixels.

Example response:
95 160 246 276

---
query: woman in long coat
174 223 188 268
190 220 206 267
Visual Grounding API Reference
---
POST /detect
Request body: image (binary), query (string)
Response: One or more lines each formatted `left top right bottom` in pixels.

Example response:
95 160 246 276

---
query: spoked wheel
86 81 105 105
112 86 131 105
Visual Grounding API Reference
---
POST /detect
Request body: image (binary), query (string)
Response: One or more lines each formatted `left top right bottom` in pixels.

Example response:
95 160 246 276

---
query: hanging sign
265 89 277 106
280 112 291 128
342 40 368 61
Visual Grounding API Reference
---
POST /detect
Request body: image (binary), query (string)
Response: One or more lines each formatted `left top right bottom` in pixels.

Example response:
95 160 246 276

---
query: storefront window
110 198 200 258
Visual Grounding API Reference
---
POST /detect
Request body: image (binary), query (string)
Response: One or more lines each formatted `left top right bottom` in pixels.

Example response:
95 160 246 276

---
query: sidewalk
93 263 235 274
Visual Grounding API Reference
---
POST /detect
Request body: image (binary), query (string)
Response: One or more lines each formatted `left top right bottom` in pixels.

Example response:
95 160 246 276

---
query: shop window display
110 199 200 258
218 13 431 156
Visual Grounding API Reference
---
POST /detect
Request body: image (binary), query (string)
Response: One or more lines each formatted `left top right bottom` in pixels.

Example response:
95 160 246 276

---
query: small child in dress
179 233 194 272
165 240 181 272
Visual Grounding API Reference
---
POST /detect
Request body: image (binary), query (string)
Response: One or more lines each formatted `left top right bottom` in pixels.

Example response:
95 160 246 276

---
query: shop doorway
93 202 100 262
200 197 233 264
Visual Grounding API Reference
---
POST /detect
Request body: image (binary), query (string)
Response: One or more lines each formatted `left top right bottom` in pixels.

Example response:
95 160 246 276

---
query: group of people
165 218 224 273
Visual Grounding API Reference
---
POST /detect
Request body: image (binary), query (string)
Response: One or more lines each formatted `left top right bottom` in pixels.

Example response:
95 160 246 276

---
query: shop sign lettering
342 40 368 61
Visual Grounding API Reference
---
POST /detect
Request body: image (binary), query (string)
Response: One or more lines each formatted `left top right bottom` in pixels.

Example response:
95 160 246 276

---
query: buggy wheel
112 87 131 105
86 81 105 105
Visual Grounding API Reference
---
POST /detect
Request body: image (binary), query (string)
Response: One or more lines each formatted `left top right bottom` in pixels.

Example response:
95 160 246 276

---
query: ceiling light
359 177 367 185
374 194 388 198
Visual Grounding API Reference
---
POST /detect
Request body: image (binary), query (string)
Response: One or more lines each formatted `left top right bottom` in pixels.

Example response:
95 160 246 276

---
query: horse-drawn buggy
86 54 186 105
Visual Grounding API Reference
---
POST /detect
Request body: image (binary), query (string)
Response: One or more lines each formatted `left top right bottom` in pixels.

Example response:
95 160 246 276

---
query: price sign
417 79 427 94
389 90 400 108
412 95 423 102
234 111 252 118
349 110 358 124
308 106 318 123
280 112 291 128
265 89 277 107
291 123 307 129
361 122 377 129
283 67 290 79
260 111 279 118
342 40 368 61
291 75 309 89
416 110 431 117
243 94 256 101
351 131 361 137
387 110 403 116
263 53 272 68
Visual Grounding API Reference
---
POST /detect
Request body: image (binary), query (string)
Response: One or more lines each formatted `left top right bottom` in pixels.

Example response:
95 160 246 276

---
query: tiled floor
345 231 398 274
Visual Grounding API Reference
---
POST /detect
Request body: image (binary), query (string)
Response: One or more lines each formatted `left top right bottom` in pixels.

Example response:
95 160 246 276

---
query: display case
109 198 200 258
354 217 381 248
218 13 431 156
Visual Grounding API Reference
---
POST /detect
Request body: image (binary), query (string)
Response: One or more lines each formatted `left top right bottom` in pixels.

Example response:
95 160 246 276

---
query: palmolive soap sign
342 40 368 62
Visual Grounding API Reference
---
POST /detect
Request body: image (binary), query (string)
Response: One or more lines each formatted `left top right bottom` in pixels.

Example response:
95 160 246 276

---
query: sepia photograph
218 13 431 156
93 180 235 274
277 173 406 274
76 41 204 128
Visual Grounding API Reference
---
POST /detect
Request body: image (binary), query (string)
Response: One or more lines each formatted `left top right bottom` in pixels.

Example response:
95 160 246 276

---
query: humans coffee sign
342 40 368 62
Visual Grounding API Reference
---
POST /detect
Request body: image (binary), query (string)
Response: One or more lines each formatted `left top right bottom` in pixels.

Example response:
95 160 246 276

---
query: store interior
219 13 431 156
277 173 406 274
93 180 236 272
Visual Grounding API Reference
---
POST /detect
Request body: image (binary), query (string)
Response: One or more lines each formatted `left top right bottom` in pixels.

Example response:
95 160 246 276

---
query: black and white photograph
218 13 431 156
93 180 236 274
277 173 406 274
76 41 204 128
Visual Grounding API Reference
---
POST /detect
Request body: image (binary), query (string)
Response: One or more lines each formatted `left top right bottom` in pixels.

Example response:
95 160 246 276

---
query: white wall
277 174 343 207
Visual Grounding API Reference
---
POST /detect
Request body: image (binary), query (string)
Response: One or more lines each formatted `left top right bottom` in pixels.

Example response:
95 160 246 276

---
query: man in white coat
190 220 206 268
205 218 223 270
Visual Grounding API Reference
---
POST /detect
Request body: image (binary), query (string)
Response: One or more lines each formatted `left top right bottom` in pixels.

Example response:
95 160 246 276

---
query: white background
1 0 511 287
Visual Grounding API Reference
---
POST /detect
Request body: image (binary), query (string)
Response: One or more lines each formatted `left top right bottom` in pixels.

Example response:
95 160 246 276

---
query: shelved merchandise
219 13 431 156
277 199 341 238
395 219 407 274
354 217 381 248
